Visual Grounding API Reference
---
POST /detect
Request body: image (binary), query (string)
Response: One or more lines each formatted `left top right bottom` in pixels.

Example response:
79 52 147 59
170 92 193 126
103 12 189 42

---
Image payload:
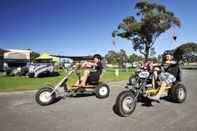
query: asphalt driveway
0 70 197 131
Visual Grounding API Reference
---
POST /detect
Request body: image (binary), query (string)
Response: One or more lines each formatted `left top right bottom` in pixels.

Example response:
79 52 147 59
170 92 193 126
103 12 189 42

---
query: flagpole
169 31 177 50
169 35 173 50
112 39 119 51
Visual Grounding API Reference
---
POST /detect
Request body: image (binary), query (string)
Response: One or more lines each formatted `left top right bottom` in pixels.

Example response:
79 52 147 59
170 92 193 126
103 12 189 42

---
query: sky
0 0 197 56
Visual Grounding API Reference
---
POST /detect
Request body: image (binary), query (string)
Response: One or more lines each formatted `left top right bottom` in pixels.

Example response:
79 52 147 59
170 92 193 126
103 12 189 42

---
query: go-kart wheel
35 87 56 106
115 91 136 117
95 84 110 99
171 83 187 103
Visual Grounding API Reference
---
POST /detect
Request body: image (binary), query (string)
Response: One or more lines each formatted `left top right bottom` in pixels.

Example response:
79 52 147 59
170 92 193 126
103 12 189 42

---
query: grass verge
0 69 134 92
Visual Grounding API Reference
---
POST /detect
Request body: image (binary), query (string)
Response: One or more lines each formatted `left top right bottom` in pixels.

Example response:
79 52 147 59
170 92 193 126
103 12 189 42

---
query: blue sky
0 0 197 56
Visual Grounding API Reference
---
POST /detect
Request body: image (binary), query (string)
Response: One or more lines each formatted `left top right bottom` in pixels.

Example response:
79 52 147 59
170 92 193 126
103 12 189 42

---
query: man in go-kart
148 53 180 102
74 54 103 89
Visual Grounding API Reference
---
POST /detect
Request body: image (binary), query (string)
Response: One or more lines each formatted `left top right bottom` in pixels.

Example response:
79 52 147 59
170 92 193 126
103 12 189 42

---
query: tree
174 42 197 62
128 53 144 62
30 51 40 61
112 1 181 59
105 49 128 67
150 47 156 57
157 54 162 62
105 50 119 64
118 49 128 67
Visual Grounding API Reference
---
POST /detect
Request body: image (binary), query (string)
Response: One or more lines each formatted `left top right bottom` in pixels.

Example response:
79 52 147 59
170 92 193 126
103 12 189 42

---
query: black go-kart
114 64 187 117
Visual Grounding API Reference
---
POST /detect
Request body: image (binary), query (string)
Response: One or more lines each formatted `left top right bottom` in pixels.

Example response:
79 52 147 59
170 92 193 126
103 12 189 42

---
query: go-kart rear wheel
35 87 56 106
115 91 136 117
95 84 110 99
171 83 187 103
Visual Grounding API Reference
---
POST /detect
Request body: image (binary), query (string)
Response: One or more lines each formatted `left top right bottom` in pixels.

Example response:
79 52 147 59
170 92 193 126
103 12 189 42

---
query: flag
172 31 177 41
112 39 116 46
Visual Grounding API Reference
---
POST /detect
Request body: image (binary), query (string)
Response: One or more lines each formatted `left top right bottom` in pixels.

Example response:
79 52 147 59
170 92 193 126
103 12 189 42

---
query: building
0 49 31 71
0 49 8 71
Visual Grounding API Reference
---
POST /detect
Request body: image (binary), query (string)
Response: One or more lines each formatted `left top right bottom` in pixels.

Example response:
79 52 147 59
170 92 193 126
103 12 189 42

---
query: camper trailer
2 49 31 75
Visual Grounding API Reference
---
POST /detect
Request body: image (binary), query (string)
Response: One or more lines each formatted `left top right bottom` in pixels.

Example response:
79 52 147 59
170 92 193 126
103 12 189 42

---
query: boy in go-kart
74 54 103 89
148 53 180 101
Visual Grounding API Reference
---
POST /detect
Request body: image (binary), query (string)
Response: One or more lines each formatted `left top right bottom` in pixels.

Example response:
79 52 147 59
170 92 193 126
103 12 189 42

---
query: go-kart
114 65 187 117
35 64 110 106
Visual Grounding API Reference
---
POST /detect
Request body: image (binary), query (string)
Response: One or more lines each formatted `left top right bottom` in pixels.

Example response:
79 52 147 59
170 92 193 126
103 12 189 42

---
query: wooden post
115 69 119 76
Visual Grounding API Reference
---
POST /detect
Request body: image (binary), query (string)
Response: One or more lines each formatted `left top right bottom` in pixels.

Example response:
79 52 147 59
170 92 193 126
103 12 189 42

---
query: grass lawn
0 69 134 92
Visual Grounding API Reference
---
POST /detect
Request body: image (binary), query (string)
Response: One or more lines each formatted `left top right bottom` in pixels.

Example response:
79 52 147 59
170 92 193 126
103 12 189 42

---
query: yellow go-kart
115 68 187 117
35 63 110 106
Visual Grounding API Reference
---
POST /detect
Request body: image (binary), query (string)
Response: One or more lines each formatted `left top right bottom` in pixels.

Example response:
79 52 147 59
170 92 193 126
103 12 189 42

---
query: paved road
0 70 197 131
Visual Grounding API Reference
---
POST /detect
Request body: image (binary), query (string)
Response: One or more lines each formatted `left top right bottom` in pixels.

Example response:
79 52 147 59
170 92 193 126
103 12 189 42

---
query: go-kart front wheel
115 91 136 117
95 84 110 99
35 87 56 106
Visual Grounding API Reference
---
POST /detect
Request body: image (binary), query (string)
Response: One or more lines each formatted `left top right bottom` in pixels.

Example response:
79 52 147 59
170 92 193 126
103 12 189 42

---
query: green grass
0 69 134 92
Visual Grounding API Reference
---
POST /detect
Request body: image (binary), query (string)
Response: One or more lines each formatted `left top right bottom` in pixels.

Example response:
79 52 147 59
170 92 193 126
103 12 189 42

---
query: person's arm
165 60 176 64
149 63 161 71
81 61 96 68
152 63 161 67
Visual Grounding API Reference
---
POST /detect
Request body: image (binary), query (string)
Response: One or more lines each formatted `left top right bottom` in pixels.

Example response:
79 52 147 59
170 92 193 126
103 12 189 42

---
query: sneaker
161 92 168 97
148 95 160 103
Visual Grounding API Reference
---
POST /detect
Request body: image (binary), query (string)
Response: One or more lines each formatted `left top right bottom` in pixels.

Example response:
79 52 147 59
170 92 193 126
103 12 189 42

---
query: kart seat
86 72 101 85
86 61 103 85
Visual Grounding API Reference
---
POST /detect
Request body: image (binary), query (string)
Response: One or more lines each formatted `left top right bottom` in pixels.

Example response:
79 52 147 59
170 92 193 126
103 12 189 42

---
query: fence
104 68 134 76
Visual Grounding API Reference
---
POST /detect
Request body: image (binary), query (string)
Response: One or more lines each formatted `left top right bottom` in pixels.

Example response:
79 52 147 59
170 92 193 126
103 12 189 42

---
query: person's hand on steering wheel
73 63 81 69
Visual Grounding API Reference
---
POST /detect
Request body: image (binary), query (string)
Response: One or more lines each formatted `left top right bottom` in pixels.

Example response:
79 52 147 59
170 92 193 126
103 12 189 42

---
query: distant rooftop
53 55 93 61
6 49 32 53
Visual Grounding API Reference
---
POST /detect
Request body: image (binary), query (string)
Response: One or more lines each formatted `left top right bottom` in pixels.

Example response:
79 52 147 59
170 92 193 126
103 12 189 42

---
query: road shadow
69 93 94 98
53 92 94 104
112 104 121 117
160 96 177 103
52 96 63 104
137 96 154 107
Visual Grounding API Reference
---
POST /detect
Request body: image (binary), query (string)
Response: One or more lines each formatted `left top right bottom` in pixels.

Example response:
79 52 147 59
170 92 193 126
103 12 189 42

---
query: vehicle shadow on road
38 94 94 106
69 93 94 98
138 97 154 107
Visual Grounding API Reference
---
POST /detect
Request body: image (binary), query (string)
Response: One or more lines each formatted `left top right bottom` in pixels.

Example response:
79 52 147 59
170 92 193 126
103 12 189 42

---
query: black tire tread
115 90 136 117
95 83 110 99
171 83 187 103
35 87 56 106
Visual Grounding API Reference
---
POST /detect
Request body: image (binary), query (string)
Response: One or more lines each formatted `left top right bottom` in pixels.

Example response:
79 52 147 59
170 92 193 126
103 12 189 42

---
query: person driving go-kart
74 54 103 88
148 53 180 102
143 58 160 89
